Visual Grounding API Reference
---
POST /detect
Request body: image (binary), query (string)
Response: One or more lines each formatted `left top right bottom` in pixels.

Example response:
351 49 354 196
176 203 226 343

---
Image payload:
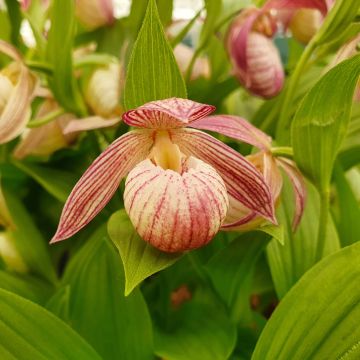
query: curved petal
264 0 328 16
51 130 153 243
123 98 215 129
189 115 272 150
222 151 282 230
62 116 121 135
172 129 276 223
124 157 229 252
0 63 32 144
277 157 307 230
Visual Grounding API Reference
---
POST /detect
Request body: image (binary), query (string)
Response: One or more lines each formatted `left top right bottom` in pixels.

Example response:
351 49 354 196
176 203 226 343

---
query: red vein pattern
172 129 276 223
51 130 153 242
189 115 272 150
123 97 215 129
124 157 228 252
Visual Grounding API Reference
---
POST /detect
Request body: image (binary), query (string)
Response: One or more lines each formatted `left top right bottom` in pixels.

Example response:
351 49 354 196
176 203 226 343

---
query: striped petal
51 130 152 243
123 98 215 129
277 157 307 230
223 151 282 230
124 157 229 253
172 129 276 223
189 115 272 150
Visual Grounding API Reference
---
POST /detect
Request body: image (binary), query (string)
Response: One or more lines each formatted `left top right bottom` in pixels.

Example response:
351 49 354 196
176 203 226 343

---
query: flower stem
276 41 317 139
25 60 53 75
315 188 330 262
270 146 294 159
27 108 66 128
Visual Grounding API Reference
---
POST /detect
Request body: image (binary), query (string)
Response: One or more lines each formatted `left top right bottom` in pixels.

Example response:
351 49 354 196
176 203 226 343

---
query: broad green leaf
46 286 71 322
2 187 56 283
0 270 53 305
205 232 270 325
13 161 77 203
339 113 360 169
332 163 360 247
124 0 186 110
291 55 360 191
253 242 360 360
266 180 340 298
155 288 237 360
4 0 21 46
0 288 101 359
46 0 86 115
61 225 154 360
0 10 11 43
108 210 181 296
200 0 222 46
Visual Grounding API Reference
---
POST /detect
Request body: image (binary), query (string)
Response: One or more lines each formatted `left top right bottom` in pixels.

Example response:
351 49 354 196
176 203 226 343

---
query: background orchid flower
199 114 307 232
226 8 284 98
76 0 115 30
84 63 123 118
51 98 276 252
0 40 36 144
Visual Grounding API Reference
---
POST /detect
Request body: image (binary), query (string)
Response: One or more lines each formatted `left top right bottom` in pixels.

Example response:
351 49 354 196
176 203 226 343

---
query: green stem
25 60 53 75
276 41 317 138
315 189 330 262
27 108 65 128
270 146 294 159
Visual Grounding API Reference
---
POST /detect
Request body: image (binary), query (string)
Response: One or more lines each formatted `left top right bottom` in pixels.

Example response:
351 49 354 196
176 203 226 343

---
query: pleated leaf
124 0 186 110
291 54 360 191
253 241 360 360
61 225 154 360
0 289 101 359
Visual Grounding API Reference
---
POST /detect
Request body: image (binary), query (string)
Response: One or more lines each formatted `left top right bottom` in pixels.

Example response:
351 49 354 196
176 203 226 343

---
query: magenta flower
51 98 276 252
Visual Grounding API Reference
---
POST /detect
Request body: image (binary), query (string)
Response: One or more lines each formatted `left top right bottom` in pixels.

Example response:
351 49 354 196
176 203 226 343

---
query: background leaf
266 180 340 298
60 225 154 360
291 55 360 191
0 288 101 359
253 241 360 360
46 0 86 115
108 210 181 296
124 0 186 110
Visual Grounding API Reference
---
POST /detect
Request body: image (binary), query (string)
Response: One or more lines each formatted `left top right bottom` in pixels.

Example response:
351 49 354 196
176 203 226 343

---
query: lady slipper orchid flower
0 40 36 144
227 8 284 98
51 98 276 252
76 0 114 30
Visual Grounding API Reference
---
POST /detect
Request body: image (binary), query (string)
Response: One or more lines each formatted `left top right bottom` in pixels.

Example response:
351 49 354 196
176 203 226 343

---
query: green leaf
0 271 54 305
253 241 360 360
200 0 222 46
124 0 186 110
13 161 77 203
291 55 360 191
108 210 181 296
266 180 340 298
154 288 237 360
332 163 360 247
61 225 154 360
2 188 57 283
4 0 21 47
339 113 360 169
46 0 86 115
205 232 270 325
0 288 101 359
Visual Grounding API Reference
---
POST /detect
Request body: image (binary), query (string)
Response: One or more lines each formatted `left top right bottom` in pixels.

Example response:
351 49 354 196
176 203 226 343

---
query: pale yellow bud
76 0 114 30
0 74 14 114
0 232 28 273
290 9 323 44
85 63 122 118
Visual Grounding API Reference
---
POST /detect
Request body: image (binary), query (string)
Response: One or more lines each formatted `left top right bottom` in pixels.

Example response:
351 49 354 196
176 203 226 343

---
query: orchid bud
13 100 77 159
174 43 210 80
289 8 323 44
76 0 114 30
0 232 28 273
84 63 122 118
227 9 284 98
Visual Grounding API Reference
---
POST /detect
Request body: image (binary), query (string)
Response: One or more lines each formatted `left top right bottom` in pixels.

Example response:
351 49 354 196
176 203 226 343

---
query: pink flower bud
76 0 114 30
227 10 284 98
